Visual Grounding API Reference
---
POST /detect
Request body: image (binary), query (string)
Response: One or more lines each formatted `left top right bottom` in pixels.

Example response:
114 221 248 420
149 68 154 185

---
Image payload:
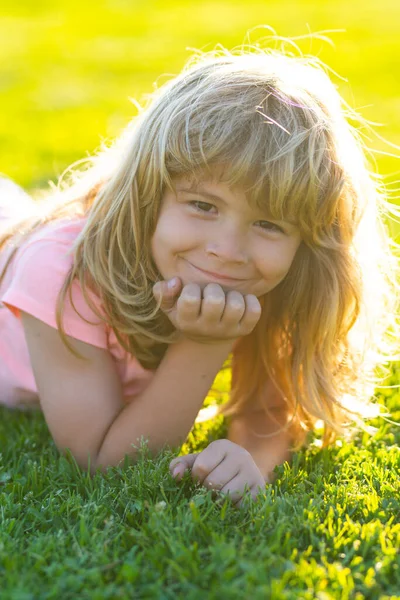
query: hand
169 439 266 509
153 277 262 344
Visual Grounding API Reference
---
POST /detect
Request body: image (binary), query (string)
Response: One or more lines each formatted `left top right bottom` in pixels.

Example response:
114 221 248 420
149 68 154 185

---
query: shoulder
1 216 86 298
18 216 86 256
1 216 108 349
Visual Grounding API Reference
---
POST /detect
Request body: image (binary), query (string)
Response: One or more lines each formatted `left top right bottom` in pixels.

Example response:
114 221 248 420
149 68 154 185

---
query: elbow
59 445 103 476
91 448 138 475
57 435 140 476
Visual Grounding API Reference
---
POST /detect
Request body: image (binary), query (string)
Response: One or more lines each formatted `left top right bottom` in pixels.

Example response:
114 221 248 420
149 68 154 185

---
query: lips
185 260 244 281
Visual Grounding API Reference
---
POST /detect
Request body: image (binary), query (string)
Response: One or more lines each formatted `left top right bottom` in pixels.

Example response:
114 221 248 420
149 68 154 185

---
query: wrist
179 332 239 348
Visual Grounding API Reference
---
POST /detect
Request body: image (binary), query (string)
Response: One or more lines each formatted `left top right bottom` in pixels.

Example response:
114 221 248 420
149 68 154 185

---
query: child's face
151 172 302 298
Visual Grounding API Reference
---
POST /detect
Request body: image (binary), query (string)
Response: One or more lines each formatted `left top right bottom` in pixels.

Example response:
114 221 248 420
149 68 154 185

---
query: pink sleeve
0 237 108 349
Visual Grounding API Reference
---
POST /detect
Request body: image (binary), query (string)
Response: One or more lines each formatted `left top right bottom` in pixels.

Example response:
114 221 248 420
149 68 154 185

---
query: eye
256 220 285 234
189 201 216 213
189 201 285 233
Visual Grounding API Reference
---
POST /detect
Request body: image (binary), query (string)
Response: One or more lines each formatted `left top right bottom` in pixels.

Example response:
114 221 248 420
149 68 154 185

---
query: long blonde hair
1 40 399 451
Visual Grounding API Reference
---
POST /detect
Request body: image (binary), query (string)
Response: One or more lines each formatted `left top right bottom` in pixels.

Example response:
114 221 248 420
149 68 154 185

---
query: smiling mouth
184 260 246 282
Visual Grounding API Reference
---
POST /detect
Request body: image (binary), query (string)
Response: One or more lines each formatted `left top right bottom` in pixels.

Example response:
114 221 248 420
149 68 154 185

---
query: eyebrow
176 187 229 206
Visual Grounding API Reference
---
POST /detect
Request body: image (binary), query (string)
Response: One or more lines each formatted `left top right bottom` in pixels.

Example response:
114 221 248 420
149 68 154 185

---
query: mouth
184 259 247 283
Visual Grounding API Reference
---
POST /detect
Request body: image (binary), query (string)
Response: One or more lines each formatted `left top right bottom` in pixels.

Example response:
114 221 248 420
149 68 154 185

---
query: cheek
259 246 295 278
151 212 196 261
158 211 200 246
256 243 300 292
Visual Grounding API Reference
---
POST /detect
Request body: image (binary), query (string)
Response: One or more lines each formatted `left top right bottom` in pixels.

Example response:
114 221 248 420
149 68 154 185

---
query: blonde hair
1 37 400 451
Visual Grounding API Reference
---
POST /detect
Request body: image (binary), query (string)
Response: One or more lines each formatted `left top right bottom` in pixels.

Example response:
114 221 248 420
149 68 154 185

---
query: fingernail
168 278 178 290
172 466 182 477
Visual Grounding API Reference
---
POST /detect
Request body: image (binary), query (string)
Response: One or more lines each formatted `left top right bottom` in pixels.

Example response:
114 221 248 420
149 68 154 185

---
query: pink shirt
0 213 156 409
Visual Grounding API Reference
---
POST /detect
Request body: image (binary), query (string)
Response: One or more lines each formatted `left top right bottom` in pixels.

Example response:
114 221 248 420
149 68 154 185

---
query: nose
205 227 249 264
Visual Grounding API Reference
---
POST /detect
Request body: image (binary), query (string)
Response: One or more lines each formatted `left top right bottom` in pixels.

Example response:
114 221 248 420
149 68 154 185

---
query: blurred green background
0 0 399 198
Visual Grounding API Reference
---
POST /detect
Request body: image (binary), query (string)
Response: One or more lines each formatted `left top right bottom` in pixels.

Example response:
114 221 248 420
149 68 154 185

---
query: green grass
0 364 399 598
1 1 400 598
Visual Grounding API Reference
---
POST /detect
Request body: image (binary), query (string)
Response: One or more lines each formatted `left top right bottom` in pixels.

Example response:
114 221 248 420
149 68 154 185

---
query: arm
21 311 233 473
95 336 234 470
227 407 293 482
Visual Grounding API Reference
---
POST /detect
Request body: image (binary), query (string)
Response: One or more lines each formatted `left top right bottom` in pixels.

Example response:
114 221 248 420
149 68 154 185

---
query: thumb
153 277 182 312
169 453 199 480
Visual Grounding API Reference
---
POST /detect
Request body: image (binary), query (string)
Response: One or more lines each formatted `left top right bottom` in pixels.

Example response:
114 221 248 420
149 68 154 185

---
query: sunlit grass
0 362 399 597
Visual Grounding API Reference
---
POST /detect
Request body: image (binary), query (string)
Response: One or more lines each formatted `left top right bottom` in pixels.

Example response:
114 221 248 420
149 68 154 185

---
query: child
1 42 399 509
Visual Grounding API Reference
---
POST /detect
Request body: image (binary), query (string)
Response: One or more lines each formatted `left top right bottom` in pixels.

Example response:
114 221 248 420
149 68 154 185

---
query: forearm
95 337 234 471
227 408 293 482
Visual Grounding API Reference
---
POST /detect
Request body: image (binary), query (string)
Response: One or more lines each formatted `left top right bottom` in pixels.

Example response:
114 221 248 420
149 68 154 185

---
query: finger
176 283 202 321
203 462 240 492
190 442 228 485
200 283 226 323
235 484 260 509
153 278 182 311
221 290 246 326
239 294 262 332
219 475 253 505
169 453 198 480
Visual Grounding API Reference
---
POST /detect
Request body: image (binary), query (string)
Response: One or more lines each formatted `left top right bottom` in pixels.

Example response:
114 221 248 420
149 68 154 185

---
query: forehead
175 176 252 211
173 168 256 204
